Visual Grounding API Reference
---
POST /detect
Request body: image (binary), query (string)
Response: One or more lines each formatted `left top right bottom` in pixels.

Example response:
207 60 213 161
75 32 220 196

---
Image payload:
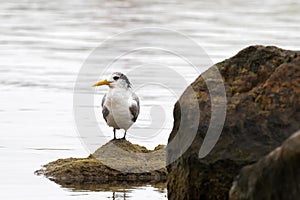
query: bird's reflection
54 181 166 199
112 191 127 200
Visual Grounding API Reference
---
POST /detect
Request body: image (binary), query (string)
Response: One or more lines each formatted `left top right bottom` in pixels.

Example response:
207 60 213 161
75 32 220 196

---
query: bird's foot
122 136 126 140
113 137 117 140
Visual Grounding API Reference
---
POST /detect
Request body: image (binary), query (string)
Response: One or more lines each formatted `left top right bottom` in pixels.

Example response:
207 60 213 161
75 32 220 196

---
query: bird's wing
101 94 107 107
129 93 140 122
102 106 109 122
101 94 109 122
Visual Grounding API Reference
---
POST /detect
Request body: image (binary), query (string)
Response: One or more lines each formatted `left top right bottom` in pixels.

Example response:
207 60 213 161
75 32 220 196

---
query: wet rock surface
35 139 166 188
229 130 300 200
167 45 300 200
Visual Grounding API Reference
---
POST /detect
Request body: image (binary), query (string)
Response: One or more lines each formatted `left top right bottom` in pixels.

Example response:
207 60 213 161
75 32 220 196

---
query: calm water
0 0 299 199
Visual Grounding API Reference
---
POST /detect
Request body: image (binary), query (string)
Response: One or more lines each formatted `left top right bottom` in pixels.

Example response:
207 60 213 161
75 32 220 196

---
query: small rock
35 139 167 189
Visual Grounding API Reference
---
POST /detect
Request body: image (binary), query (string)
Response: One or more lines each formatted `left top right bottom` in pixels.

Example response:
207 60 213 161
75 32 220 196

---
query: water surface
0 0 299 199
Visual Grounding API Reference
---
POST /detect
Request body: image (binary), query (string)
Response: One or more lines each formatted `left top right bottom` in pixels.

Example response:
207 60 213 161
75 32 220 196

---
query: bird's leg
122 131 127 140
113 128 116 140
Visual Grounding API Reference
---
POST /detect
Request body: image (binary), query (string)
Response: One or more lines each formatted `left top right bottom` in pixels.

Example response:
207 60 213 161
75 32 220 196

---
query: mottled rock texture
167 45 300 200
35 139 166 188
229 130 300 200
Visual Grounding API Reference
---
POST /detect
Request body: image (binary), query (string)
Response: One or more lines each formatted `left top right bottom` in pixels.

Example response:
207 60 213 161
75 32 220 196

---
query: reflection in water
57 180 167 200
112 191 126 200
61 181 166 192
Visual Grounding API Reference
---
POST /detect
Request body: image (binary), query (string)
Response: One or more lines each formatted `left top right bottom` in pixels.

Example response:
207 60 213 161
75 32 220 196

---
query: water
0 0 299 199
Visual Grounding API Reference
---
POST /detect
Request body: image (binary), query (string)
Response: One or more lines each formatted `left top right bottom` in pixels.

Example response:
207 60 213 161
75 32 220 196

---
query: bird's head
92 72 131 89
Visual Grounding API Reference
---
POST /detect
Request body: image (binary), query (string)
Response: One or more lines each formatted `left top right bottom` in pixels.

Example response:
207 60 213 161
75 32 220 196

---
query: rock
229 130 300 200
93 139 166 173
35 139 166 188
167 45 300 200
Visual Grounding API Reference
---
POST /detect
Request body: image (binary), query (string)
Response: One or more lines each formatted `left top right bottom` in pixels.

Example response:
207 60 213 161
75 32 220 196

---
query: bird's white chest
104 88 133 130
106 89 131 110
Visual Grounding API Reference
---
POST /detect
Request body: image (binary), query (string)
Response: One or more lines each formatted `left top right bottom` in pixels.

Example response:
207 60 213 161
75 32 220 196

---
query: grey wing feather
102 106 109 122
101 94 109 122
129 93 140 122
101 94 107 107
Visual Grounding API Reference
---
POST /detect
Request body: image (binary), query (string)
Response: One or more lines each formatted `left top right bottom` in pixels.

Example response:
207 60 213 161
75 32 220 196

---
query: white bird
92 72 140 140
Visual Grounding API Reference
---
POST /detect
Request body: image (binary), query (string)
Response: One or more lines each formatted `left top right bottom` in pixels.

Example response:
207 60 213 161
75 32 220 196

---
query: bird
92 72 140 140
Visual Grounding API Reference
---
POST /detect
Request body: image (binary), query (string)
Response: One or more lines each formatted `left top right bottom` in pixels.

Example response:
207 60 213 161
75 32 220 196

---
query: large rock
167 46 300 200
229 130 300 200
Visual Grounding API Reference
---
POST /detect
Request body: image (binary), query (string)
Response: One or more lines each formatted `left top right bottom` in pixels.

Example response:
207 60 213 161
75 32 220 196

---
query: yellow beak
92 79 110 87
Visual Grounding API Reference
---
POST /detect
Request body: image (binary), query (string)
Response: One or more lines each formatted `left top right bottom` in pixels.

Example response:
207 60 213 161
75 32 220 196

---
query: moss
35 139 167 188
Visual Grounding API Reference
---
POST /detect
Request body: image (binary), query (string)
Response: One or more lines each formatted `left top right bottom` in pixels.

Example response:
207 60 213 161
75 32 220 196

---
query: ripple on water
0 0 299 199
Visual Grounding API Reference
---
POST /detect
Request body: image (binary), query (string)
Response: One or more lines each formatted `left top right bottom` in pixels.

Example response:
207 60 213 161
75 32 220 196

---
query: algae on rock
35 139 166 189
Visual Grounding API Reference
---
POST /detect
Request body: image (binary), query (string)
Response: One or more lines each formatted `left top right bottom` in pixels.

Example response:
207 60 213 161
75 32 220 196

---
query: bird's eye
113 76 119 81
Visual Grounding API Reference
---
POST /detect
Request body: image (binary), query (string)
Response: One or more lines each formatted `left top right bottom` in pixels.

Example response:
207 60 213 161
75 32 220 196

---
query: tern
92 72 140 140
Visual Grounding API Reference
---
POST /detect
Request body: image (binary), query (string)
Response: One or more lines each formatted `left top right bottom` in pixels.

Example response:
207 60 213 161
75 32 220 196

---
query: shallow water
0 0 299 199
